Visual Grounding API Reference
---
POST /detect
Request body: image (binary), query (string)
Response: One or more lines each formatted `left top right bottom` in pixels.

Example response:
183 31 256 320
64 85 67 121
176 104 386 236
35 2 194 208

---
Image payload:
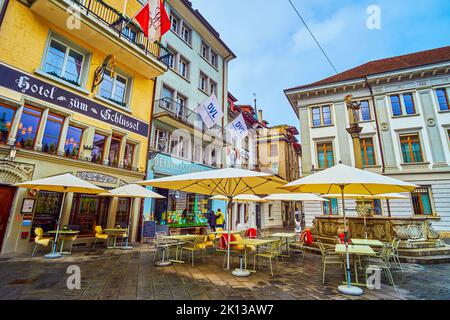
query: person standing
208 210 217 232
216 208 225 229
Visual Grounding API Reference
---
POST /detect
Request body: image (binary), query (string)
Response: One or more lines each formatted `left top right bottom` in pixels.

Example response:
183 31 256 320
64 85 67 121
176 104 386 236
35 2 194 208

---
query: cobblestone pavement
0 245 448 300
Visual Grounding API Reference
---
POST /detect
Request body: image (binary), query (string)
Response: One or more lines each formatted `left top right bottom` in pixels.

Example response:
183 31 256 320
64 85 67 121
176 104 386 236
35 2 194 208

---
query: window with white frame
99 70 130 107
209 79 218 96
436 88 449 111
181 24 192 45
178 56 189 79
166 48 176 70
193 143 202 163
358 100 372 121
211 50 218 68
43 37 86 86
311 105 332 127
201 42 210 60
170 12 180 34
390 93 417 117
199 72 208 92
152 128 171 153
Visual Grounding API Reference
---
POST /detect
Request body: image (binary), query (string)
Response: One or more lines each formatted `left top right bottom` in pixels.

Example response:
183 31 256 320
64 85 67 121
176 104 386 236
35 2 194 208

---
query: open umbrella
100 184 164 250
281 164 417 296
323 193 409 239
211 194 267 203
15 173 106 259
138 168 287 271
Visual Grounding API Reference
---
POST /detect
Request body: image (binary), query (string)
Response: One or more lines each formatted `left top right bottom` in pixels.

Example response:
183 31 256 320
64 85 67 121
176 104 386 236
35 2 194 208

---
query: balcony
29 0 169 78
153 98 223 136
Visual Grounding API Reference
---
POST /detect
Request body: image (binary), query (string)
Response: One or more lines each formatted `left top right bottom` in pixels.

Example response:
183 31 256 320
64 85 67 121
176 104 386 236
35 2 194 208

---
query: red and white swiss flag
135 0 171 42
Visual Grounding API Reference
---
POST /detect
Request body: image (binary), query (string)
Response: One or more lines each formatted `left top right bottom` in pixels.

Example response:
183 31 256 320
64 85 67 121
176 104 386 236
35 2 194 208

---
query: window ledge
35 69 90 95
311 124 334 129
392 114 420 119
199 53 219 71
438 110 450 114
171 29 193 49
170 69 190 83
400 162 430 168
95 95 132 114
358 120 375 124
198 88 209 96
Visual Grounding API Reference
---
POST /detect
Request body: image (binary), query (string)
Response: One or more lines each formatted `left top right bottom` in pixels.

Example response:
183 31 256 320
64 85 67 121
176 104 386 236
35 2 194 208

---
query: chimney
257 110 263 123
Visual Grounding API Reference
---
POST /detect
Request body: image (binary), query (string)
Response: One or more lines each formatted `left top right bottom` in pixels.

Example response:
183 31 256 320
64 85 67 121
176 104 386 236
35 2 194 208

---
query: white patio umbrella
138 168 287 271
15 173 106 259
100 184 165 250
281 164 418 296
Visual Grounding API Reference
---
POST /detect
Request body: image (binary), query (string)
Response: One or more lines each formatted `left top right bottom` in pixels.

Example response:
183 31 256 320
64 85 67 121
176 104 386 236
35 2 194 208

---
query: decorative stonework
0 160 35 184
76 171 117 184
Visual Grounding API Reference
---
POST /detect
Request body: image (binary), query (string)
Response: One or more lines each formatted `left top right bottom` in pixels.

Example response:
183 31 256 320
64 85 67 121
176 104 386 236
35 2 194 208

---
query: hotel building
0 0 168 254
285 46 450 236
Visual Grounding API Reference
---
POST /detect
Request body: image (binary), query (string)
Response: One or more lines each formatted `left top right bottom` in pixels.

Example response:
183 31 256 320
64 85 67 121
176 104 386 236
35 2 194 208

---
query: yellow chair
32 228 53 257
253 239 282 276
232 234 256 252
204 234 215 248
93 226 108 248
180 235 207 266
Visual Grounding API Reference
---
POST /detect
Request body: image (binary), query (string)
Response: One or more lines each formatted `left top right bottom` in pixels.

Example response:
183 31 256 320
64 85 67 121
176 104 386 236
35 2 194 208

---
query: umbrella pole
45 189 66 259
226 197 233 270
338 185 363 296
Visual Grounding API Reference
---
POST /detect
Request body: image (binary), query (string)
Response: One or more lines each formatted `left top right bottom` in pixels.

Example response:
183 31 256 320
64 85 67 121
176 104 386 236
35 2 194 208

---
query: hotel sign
77 171 118 184
0 63 149 137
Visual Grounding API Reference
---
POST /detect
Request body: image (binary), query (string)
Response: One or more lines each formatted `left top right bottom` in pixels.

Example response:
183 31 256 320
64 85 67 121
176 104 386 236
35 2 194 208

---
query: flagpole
120 0 148 34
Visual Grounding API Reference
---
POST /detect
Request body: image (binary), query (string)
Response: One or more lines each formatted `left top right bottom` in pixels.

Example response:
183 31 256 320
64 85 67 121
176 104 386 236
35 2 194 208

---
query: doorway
0 186 16 250
256 204 261 229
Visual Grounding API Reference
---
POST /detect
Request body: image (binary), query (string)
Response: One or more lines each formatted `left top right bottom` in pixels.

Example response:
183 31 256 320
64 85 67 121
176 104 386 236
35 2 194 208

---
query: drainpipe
365 76 391 216
0 0 9 28
221 54 232 169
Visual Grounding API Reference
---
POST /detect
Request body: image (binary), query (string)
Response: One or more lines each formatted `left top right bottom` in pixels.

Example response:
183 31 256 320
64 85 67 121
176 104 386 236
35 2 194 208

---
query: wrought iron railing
70 0 170 66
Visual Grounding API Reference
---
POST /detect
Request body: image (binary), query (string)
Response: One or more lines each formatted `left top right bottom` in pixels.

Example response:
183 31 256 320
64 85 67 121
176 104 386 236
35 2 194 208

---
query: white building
285 46 450 236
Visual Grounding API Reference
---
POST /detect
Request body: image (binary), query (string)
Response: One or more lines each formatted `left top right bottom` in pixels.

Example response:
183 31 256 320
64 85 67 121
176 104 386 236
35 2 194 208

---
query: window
170 13 179 33
91 133 106 164
316 142 334 169
166 49 176 70
390 95 402 116
16 106 42 150
161 85 174 108
359 100 372 121
42 113 64 154
31 191 63 236
115 198 131 228
268 204 273 218
436 88 449 111
152 129 171 153
311 106 332 127
70 194 109 235
211 51 218 68
323 199 338 215
121 25 138 43
0 104 15 145
123 142 135 170
400 134 424 163
181 24 192 44
199 73 208 92
108 136 122 167
99 70 129 107
411 187 433 215
44 38 85 85
178 56 189 79
403 93 416 115
270 143 278 157
193 143 202 163
201 42 210 60
391 93 417 116
209 79 218 96
176 95 186 118
360 137 376 166
64 125 83 159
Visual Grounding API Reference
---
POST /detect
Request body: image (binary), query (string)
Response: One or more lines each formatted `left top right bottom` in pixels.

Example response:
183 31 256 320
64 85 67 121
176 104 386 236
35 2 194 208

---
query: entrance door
255 204 261 229
154 188 169 223
0 186 16 250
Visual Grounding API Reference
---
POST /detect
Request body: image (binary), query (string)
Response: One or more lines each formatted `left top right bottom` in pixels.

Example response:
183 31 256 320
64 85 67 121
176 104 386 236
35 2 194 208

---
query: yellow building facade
0 0 167 254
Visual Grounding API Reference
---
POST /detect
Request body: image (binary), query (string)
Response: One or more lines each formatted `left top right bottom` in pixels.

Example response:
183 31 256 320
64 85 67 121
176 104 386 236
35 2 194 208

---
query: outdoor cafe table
350 238 384 247
229 238 275 277
162 234 199 264
209 230 242 235
270 233 297 256
103 228 128 249
46 230 80 255
335 244 377 287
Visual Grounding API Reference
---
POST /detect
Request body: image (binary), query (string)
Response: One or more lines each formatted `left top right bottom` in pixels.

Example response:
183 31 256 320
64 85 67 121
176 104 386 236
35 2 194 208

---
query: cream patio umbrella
211 194 267 203
138 168 287 270
281 164 417 296
15 173 106 259
323 193 409 239
100 184 165 250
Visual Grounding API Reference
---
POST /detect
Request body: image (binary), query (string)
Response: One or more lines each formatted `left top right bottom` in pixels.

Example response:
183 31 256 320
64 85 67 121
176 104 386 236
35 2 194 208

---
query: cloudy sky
191 0 450 128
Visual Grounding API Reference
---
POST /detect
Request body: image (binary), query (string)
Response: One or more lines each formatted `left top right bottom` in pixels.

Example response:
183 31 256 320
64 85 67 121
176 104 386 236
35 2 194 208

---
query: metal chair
253 239 283 277
93 226 108 248
317 240 347 284
153 232 173 263
180 235 207 266
32 228 54 257
363 256 397 291
289 238 306 259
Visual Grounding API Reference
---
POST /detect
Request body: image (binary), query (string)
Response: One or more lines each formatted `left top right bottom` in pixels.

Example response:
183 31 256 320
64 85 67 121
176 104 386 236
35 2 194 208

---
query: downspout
221 54 232 169
0 0 10 28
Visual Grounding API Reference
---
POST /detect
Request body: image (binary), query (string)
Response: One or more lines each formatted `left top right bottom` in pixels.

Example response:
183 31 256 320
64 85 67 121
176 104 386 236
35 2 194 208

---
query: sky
190 0 450 129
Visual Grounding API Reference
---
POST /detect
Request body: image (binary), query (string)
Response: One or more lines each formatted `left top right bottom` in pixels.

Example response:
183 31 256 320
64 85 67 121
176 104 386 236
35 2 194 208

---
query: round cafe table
45 230 80 257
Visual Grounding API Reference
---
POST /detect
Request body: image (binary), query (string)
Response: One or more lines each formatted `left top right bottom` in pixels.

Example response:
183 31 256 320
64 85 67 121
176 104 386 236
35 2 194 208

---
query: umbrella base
338 285 364 296
155 261 172 267
232 269 251 277
44 252 62 259
120 246 133 250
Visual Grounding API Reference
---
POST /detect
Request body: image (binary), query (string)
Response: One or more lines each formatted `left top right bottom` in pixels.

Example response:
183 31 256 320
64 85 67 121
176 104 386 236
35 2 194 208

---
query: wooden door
0 186 16 250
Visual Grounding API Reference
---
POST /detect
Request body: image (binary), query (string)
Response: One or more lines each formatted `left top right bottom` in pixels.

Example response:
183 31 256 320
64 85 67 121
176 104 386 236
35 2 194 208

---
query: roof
285 46 450 92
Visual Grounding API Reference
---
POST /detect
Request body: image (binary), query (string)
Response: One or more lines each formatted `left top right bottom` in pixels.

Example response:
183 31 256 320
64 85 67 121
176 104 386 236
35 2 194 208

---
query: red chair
245 228 258 239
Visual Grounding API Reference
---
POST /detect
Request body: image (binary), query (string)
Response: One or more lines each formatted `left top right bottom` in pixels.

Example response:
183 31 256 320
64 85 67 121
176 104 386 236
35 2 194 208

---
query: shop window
16 106 42 150
64 125 83 159
91 133 106 164
42 113 64 154
99 70 129 107
32 191 63 236
70 194 109 235
411 187 434 215
360 137 376 166
123 142 135 170
115 198 131 228
400 133 424 163
43 38 85 86
316 142 334 169
0 104 15 145
108 136 122 167
323 199 339 215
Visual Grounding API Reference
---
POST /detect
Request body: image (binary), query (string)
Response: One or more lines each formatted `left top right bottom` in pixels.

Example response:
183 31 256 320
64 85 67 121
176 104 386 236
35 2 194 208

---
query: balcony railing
70 0 170 66
154 98 223 134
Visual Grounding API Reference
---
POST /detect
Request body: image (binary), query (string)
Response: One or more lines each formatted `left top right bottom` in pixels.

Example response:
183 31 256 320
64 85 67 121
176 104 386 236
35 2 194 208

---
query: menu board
142 221 157 239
